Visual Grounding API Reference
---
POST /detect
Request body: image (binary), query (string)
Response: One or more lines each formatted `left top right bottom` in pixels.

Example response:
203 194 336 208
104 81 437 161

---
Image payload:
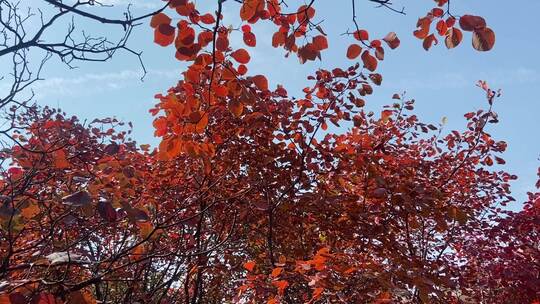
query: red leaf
472 27 495 51
423 34 438 51
381 109 393 122
62 191 92 207
298 44 320 63
241 24 251 33
154 24 175 47
361 51 377 71
231 48 251 64
199 13 215 25
312 35 328 51
272 31 286 47
436 20 448 36
243 31 257 47
383 32 400 49
414 17 432 39
297 5 315 24
238 64 248 75
353 29 369 41
369 73 382 86
240 0 262 21
195 113 209 133
150 13 171 28
375 46 384 60
432 8 444 17
459 15 486 32
346 44 362 59
445 27 463 49
104 142 120 155
216 36 229 51
446 16 456 28
370 39 381 48
252 75 268 90
436 0 448 6
98 200 117 222
228 100 244 117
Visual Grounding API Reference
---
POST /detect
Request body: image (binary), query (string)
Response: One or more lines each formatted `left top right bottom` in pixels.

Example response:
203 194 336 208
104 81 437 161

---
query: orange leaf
272 280 289 295
21 203 40 219
195 113 208 133
243 260 256 272
162 137 182 158
138 222 154 239
312 287 324 300
153 117 168 137
271 267 283 277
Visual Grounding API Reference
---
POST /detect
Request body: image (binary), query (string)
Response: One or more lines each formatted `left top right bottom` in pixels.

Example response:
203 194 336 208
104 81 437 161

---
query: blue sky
22 0 540 207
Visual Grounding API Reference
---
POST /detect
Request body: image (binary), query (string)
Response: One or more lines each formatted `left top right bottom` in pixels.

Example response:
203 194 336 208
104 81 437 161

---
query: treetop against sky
8 0 537 204
0 0 539 303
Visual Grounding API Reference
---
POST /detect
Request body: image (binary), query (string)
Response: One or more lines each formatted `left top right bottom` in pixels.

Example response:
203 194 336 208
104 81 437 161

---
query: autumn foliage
0 0 537 303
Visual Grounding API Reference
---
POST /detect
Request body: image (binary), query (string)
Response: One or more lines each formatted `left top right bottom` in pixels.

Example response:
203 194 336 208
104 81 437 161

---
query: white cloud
391 67 540 91
17 68 181 100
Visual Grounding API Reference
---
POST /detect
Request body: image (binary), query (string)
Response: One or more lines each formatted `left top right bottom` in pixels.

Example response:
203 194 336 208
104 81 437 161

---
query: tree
459 168 540 303
0 0 534 303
